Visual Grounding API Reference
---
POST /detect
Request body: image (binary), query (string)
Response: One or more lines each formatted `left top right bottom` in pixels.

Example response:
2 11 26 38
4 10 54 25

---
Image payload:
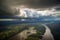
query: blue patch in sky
55 7 60 11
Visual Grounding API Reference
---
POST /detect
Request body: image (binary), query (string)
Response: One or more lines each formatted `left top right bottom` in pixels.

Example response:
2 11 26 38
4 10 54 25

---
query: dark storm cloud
23 0 60 8
0 0 60 16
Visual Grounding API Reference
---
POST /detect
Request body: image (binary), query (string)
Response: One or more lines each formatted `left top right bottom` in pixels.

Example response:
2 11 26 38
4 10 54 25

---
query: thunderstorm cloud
0 0 60 16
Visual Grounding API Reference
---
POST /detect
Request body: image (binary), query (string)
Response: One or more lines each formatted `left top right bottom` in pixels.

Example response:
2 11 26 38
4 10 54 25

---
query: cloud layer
0 0 60 16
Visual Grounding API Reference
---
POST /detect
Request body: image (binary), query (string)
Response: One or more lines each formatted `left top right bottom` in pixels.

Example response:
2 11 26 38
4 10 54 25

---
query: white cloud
17 8 60 18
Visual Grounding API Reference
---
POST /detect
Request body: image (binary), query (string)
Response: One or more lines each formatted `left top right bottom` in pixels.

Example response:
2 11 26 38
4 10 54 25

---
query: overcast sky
0 0 60 16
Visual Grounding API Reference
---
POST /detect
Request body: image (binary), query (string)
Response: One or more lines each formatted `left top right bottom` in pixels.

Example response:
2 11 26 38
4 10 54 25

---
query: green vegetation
25 24 46 40
25 37 39 40
25 34 43 40
0 24 27 40
0 26 19 40
0 23 46 40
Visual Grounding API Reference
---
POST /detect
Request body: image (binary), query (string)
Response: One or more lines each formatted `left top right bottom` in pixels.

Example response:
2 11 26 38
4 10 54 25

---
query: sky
0 0 60 16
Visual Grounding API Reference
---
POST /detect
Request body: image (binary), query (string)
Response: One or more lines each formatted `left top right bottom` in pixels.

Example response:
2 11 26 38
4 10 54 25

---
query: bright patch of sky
0 19 18 21
17 7 60 18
